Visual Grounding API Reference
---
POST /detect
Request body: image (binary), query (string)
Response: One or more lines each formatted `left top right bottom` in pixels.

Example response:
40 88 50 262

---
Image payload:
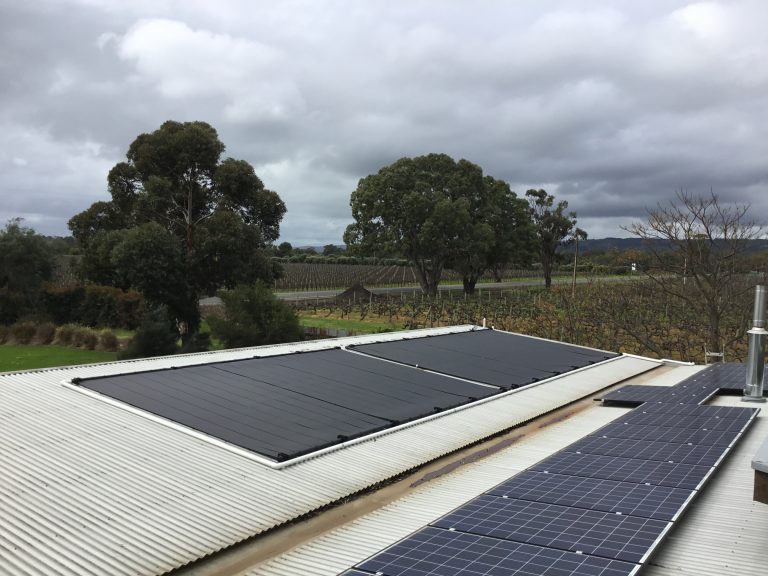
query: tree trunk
542 254 553 289
463 274 478 295
413 260 440 298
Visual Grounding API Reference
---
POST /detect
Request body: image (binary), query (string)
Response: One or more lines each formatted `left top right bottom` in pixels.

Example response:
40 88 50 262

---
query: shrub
9 321 36 344
0 325 7 344
34 322 56 344
180 331 211 353
81 330 98 350
208 281 302 349
41 284 85 325
41 284 143 329
55 324 77 346
118 306 179 360
70 326 89 348
98 330 119 352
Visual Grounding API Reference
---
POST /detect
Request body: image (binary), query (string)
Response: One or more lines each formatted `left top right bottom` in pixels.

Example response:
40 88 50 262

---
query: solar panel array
74 329 616 462
344 363 759 576
601 362 767 406
349 330 618 389
75 347 500 461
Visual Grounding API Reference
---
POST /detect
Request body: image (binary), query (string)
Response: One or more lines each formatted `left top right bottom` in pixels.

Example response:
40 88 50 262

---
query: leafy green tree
345 154 485 296
110 223 196 333
458 177 536 288
323 244 343 256
208 282 302 348
485 181 537 282
526 189 579 288
0 219 55 323
69 120 286 341
346 154 537 295
276 241 293 257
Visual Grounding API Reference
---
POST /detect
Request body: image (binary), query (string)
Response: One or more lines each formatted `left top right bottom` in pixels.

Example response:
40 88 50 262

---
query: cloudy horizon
2 0 767 244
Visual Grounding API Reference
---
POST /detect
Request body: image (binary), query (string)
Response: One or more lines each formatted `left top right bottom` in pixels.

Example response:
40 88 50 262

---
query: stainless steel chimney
743 285 767 402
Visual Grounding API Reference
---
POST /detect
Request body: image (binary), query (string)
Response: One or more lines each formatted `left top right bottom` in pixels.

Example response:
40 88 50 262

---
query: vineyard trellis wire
289 277 766 363
274 262 571 291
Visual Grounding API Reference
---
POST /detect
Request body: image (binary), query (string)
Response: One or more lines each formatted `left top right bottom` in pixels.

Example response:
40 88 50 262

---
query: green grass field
298 314 400 334
0 345 117 372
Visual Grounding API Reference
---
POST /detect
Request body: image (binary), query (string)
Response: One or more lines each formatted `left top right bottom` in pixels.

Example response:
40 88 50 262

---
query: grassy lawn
299 313 401 334
0 345 117 372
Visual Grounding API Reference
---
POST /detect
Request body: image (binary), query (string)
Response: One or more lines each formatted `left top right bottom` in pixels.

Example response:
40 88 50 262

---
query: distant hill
561 237 768 254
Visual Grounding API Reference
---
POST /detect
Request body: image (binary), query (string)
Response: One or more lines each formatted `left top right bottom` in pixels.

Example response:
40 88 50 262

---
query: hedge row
41 284 142 329
0 322 120 351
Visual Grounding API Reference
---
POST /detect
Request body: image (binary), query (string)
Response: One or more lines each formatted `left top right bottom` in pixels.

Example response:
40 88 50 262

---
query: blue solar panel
568 436 729 467
355 526 639 576
600 385 714 406
488 472 693 521
342 363 762 576
616 411 750 431
432 495 669 564
597 421 741 446
532 452 712 489
689 363 752 391
633 403 758 420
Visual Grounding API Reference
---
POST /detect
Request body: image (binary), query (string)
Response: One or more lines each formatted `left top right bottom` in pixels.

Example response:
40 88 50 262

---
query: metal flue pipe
743 285 767 402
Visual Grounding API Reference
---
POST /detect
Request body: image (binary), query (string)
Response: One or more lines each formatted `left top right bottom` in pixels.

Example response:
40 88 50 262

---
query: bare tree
625 191 765 360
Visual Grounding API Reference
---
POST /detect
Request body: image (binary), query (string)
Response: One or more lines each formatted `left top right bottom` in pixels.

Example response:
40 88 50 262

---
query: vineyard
290 278 764 363
274 262 571 291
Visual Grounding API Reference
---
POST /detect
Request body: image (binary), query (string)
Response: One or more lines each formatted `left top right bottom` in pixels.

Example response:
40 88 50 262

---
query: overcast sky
2 0 767 244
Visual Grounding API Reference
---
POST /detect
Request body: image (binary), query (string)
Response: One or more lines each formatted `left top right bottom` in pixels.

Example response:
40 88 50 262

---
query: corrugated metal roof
245 365 768 576
245 405 635 575
0 326 659 576
642 395 768 576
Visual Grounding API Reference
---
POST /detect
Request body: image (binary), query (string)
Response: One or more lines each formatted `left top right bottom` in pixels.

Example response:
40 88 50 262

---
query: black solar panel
532 452 712 489
75 348 497 461
354 526 639 576
349 329 618 389
568 436 729 467
488 472 693 521
597 421 741 446
432 495 669 563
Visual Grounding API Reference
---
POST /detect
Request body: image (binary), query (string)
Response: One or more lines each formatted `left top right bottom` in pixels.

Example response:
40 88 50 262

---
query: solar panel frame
431 495 671 564
354 526 641 576
487 471 696 521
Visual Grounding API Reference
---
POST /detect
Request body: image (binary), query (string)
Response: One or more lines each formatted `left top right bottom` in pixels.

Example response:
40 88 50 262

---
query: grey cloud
2 1 768 245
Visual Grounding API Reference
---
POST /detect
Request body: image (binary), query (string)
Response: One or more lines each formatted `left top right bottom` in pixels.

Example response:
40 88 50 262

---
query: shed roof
0 326 656 576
